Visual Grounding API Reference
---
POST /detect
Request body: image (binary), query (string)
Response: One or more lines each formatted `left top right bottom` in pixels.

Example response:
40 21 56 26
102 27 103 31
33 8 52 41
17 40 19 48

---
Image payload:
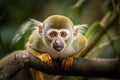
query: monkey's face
45 29 71 52
42 15 73 52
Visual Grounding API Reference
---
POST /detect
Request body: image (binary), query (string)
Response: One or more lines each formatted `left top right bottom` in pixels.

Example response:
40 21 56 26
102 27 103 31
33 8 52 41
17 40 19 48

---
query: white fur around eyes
59 29 70 39
47 29 71 40
46 29 58 39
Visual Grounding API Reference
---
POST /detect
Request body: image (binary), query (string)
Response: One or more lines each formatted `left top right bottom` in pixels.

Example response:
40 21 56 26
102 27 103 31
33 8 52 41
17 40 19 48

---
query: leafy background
0 0 119 80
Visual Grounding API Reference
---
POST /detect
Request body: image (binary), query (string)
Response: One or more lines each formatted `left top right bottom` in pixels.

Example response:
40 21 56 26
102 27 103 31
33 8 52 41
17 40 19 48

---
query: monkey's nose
53 39 64 52
56 39 61 44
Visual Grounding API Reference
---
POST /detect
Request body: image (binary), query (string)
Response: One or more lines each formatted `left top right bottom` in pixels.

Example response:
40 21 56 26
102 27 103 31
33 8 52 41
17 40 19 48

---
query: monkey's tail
30 68 45 80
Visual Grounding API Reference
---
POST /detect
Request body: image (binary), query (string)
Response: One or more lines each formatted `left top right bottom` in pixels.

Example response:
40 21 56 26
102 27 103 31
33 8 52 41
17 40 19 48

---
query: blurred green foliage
10 20 33 50
0 0 120 79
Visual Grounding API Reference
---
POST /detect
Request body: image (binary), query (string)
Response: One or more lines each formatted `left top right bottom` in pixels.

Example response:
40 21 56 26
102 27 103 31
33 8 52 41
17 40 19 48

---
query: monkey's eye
61 31 67 38
49 31 57 38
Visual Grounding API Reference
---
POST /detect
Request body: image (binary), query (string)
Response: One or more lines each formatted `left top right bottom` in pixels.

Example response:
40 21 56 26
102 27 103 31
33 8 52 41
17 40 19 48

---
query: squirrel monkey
26 15 87 80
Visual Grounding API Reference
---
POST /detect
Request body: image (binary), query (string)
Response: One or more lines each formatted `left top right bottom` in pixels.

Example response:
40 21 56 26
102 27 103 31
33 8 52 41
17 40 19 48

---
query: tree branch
0 50 119 80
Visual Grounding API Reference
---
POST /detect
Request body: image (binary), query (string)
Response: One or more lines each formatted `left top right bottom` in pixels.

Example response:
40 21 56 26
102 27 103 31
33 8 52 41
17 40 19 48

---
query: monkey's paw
61 57 73 70
37 53 52 68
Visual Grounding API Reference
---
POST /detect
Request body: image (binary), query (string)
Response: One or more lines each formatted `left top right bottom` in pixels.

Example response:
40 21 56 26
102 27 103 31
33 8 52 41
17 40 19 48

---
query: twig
106 32 118 57
87 36 120 57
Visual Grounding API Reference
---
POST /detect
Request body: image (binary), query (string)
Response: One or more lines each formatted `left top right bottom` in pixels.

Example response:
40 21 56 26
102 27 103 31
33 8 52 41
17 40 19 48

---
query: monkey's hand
36 53 52 68
61 56 74 70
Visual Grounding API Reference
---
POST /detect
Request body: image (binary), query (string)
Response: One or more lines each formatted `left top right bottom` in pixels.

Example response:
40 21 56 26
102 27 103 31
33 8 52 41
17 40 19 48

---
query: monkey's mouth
53 45 64 52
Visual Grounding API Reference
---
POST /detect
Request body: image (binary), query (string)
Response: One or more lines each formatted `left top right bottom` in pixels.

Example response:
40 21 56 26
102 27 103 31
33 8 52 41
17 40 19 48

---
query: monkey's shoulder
72 34 87 52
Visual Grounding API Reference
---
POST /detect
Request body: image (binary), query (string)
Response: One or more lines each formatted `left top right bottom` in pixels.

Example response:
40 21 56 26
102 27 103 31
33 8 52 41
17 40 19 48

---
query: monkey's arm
73 34 88 58
61 34 87 70
25 31 52 68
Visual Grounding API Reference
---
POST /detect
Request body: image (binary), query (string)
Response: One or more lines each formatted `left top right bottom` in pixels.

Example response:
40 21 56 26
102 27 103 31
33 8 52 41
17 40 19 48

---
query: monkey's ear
30 18 43 33
73 24 88 36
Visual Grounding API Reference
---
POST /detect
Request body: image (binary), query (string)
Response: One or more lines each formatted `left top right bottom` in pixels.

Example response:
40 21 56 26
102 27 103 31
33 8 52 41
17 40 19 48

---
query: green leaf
85 22 101 42
10 20 33 50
